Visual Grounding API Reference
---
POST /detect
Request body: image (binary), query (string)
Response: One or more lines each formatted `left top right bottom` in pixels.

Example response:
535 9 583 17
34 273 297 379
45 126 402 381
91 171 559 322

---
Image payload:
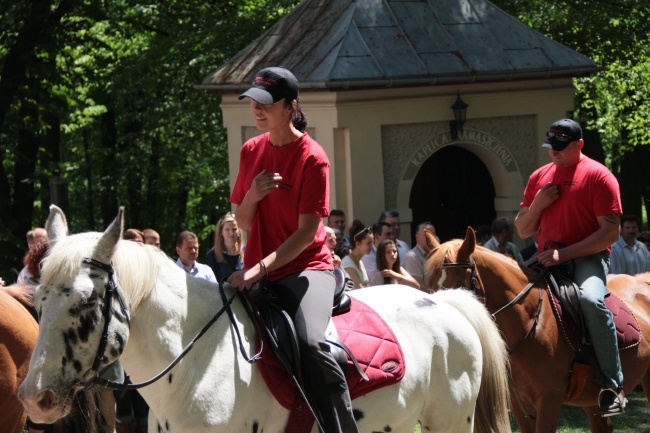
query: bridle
79 257 260 391
81 257 130 387
441 259 485 299
441 256 546 351
442 255 546 422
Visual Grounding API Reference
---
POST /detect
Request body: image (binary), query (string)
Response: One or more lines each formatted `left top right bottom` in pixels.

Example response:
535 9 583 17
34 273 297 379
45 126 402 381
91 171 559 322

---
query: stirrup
598 387 627 417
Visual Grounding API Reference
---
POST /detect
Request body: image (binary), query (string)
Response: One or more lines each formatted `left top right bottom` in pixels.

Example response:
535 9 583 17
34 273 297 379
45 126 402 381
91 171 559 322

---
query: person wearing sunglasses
515 118 625 417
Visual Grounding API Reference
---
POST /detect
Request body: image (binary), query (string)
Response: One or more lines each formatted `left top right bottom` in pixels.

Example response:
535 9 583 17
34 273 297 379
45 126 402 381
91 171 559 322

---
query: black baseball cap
542 119 583 151
238 67 299 105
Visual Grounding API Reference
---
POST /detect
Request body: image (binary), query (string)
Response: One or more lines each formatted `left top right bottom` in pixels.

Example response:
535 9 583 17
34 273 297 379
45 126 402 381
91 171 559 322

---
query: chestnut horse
1 285 40 433
1 284 97 433
1 240 97 433
424 228 650 433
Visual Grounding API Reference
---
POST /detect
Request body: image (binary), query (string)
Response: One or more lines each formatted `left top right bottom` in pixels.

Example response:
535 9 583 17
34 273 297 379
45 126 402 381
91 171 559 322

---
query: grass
24 389 648 432
413 388 649 433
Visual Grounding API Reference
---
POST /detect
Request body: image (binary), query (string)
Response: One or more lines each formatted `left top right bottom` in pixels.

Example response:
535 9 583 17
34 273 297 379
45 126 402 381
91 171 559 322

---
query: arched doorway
409 146 495 243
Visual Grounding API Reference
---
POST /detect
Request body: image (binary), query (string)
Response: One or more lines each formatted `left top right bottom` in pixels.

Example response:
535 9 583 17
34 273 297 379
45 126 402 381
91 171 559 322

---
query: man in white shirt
483 217 524 264
361 222 392 277
379 210 410 261
16 227 48 284
328 209 350 248
175 231 217 283
403 222 436 288
609 215 650 275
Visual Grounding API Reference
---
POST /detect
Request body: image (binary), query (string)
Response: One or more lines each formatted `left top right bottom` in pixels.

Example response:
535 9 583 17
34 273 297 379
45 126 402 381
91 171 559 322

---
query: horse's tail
435 289 511 433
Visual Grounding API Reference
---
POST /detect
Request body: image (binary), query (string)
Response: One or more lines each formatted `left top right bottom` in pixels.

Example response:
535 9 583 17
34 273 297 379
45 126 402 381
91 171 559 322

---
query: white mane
41 232 164 310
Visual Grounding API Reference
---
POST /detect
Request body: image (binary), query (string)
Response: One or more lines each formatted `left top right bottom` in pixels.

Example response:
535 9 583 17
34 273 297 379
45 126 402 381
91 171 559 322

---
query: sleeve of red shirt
230 143 251 206
592 170 623 217
299 153 330 217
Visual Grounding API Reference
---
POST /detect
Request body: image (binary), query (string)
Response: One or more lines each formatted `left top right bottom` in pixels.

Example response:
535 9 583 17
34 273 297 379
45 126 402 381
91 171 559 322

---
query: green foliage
0 0 299 278
492 0 650 163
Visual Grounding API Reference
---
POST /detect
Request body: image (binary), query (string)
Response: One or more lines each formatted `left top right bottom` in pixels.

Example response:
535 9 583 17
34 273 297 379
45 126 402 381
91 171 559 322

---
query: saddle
246 268 405 433
537 264 642 401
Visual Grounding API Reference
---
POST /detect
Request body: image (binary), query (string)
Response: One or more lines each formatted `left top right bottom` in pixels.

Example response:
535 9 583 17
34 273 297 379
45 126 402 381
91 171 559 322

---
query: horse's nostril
37 389 59 411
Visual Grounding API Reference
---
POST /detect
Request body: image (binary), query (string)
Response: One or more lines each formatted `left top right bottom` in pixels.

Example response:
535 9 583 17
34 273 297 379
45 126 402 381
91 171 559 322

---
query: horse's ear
423 229 440 253
458 226 477 260
46 205 69 248
94 207 125 263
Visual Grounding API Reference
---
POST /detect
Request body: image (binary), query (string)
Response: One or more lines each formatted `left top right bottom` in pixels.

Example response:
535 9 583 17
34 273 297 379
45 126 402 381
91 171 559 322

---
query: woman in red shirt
227 67 358 433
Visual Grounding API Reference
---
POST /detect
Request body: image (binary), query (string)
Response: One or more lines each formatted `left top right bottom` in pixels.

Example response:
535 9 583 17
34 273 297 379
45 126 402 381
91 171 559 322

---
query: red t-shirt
521 156 622 253
230 132 333 281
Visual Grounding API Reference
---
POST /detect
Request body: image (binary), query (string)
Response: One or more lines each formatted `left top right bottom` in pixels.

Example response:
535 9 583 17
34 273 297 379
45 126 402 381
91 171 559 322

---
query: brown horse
424 228 650 433
1 283 98 433
1 240 97 433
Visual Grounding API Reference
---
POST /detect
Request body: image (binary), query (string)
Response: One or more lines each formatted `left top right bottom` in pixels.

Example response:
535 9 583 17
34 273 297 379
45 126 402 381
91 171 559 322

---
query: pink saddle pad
256 297 406 410
548 288 641 351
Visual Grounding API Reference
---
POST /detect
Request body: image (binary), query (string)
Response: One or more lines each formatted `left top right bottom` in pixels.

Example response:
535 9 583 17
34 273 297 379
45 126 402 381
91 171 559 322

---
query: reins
443 256 546 422
82 257 261 391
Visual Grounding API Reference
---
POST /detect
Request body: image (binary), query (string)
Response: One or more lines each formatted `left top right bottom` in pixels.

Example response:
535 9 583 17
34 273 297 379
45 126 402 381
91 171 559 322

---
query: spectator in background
370 239 420 289
324 226 342 268
17 228 48 285
639 231 650 251
328 209 350 247
206 212 244 282
123 228 144 243
142 229 161 248
483 216 524 263
116 230 150 433
403 222 436 288
378 210 410 261
342 220 372 288
609 215 650 275
175 231 217 282
520 233 539 263
475 223 492 246
361 222 392 277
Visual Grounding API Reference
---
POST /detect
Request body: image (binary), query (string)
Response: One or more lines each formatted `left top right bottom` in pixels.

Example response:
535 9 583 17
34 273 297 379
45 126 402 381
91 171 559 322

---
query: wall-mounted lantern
449 91 469 140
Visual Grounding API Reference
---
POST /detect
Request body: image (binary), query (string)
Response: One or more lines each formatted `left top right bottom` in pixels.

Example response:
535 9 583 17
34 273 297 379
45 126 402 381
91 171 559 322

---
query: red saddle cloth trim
547 288 642 351
256 297 406 410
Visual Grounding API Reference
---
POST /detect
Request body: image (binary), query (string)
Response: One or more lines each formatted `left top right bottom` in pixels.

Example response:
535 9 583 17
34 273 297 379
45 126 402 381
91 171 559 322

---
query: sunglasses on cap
353 227 371 242
546 131 575 142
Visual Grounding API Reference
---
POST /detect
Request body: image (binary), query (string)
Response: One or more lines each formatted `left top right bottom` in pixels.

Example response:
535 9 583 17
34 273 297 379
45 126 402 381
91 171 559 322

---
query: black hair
620 215 639 227
372 222 390 236
378 210 400 222
287 100 308 132
348 219 369 245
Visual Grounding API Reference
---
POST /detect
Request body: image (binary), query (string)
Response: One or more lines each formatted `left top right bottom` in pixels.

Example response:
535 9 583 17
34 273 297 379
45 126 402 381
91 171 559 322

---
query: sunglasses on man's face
546 131 575 142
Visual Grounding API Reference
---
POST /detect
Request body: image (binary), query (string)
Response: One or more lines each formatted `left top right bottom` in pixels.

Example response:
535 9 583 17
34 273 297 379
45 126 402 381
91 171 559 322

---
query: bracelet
259 260 268 280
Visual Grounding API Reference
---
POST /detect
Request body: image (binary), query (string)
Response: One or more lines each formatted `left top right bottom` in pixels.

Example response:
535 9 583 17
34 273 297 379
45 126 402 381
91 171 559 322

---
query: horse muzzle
18 383 72 424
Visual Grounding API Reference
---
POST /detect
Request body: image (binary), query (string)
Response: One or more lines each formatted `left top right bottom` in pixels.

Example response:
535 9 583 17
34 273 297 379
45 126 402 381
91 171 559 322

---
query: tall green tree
0 0 299 279
492 0 650 223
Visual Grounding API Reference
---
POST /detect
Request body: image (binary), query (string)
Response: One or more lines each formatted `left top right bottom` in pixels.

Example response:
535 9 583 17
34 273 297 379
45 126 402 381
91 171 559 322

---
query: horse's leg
582 406 614 433
642 367 650 403
509 398 536 433
532 398 562 433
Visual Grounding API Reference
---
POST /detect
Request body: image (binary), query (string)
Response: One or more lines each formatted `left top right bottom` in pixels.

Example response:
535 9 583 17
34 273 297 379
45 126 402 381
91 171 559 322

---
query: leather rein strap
84 258 258 391
443 258 546 421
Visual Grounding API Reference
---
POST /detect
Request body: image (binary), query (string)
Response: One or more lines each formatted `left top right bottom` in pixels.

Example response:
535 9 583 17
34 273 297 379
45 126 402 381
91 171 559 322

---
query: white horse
19 206 511 433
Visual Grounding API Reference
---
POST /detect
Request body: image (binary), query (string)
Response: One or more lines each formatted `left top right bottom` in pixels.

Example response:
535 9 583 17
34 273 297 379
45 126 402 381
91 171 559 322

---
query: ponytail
292 106 308 132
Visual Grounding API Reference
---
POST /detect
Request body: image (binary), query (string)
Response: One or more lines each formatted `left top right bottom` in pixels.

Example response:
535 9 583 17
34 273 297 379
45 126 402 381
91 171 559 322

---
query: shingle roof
198 0 599 92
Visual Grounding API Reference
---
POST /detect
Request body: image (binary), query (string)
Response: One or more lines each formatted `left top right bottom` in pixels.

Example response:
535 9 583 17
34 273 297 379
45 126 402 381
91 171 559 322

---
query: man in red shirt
515 118 625 416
